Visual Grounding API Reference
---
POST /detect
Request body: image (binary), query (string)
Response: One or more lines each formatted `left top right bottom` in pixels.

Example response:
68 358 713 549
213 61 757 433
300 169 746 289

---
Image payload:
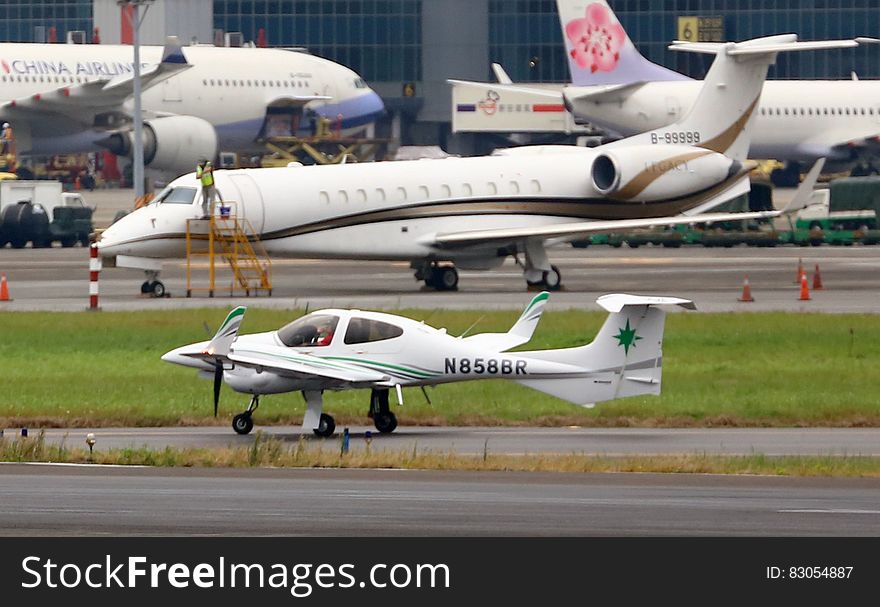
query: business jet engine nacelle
590 144 738 202
99 115 219 176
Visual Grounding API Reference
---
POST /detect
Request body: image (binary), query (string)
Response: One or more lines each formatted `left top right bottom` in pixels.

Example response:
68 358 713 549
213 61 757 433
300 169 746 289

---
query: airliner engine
98 115 219 176
591 144 739 202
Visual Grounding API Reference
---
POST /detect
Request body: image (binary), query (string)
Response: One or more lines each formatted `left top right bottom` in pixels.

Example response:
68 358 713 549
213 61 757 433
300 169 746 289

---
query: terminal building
1 0 878 154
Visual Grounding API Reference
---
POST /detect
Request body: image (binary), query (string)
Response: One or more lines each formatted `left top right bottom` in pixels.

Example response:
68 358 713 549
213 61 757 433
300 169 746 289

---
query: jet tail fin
556 0 690 86
611 37 858 163
205 306 247 357
516 295 694 406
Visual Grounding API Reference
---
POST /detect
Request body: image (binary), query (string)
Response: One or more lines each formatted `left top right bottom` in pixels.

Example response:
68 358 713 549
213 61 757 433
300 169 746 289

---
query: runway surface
2 244 880 313
1 464 878 535
22 426 880 456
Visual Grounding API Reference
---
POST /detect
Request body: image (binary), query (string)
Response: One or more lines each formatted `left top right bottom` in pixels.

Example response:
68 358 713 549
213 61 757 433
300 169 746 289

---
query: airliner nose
365 90 385 116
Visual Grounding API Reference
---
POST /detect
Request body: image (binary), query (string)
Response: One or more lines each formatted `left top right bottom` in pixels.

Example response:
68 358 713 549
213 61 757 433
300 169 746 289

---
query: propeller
212 362 223 417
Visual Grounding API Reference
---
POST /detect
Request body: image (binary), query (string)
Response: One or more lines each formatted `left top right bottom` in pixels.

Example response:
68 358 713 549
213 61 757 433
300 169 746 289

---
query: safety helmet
2 123 8 128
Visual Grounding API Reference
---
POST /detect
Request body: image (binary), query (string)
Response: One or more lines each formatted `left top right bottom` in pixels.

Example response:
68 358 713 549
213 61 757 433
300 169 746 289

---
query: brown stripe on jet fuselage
697 95 761 154
611 150 715 200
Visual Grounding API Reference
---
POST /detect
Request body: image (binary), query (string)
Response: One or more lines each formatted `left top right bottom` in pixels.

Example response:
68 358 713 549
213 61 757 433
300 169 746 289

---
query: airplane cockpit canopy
277 313 339 347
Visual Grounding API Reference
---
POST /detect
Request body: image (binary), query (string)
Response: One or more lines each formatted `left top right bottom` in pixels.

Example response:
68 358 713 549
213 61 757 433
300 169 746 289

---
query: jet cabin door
225 173 265 234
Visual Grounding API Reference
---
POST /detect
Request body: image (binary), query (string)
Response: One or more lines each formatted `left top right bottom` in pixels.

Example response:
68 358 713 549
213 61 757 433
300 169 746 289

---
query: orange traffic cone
738 276 754 302
812 264 824 290
798 271 811 301
0 273 10 302
795 257 804 284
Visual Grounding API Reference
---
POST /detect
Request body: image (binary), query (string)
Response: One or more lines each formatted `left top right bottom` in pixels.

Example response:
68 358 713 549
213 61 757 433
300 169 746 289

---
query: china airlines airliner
0 38 384 176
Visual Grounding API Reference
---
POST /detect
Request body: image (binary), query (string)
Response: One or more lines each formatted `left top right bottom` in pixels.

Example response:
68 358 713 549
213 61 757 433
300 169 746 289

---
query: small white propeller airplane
162 292 694 436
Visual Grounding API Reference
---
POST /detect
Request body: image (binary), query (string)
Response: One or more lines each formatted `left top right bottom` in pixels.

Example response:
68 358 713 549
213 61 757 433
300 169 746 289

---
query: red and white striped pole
88 243 101 311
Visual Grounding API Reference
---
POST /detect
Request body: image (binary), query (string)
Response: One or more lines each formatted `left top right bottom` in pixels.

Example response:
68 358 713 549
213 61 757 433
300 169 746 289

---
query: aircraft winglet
161 36 187 65
780 158 826 215
463 291 550 352
205 306 246 357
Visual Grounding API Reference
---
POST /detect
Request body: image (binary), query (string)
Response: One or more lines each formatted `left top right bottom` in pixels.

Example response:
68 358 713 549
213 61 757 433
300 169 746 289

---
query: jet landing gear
519 241 562 291
232 394 260 435
368 389 398 434
140 270 167 298
526 265 562 291
413 261 458 291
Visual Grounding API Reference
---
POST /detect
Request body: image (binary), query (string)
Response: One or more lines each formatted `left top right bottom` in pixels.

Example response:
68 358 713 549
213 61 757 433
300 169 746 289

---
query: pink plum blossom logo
565 2 626 74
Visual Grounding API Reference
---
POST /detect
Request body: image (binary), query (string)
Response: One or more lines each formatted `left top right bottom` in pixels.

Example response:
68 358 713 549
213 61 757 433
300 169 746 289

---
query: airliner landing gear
368 388 398 433
519 241 562 291
140 270 166 298
232 394 260 435
413 261 458 291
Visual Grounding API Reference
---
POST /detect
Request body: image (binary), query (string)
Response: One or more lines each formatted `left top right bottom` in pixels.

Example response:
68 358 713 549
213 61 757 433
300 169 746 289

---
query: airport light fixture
118 0 154 200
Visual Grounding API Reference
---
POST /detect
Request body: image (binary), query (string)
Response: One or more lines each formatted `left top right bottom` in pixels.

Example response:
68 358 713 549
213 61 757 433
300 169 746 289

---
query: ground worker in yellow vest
196 158 215 218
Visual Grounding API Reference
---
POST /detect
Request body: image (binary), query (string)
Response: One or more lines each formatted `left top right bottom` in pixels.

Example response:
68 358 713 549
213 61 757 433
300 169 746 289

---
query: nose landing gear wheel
232 413 254 435
313 413 336 437
373 411 398 434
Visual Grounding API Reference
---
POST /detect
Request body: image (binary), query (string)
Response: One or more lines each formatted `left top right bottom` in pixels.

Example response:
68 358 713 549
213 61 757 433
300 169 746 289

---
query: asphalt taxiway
22 426 880 456
2 244 880 313
1 464 878 535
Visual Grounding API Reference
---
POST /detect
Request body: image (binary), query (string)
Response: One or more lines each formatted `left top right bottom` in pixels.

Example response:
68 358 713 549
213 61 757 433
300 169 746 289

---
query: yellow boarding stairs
185 201 272 297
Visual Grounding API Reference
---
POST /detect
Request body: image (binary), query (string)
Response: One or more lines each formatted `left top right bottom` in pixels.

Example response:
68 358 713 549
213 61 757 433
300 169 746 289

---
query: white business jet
99 36 835 294
451 0 879 175
0 38 384 177
162 291 694 436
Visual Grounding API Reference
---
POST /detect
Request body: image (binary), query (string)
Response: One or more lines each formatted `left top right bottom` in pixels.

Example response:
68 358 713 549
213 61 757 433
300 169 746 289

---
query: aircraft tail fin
612 36 859 163
515 295 694 406
205 306 247 357
463 291 549 352
556 0 690 86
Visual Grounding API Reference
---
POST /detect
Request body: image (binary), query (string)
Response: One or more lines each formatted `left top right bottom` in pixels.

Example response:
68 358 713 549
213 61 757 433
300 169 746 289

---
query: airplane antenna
459 314 486 338
420 386 433 406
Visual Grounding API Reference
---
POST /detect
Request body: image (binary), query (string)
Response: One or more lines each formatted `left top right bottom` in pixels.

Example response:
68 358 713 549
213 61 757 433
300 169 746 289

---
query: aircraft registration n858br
162 292 695 437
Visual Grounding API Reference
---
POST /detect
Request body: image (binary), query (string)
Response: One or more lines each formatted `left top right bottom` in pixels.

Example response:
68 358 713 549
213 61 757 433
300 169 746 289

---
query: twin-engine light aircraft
162 292 694 436
100 34 837 293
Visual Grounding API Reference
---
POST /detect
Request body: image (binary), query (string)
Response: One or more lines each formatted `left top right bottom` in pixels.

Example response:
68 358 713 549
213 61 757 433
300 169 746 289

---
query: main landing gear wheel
374 411 398 434
368 388 398 434
425 265 458 291
141 280 166 298
313 413 336 437
526 265 562 291
232 413 254 435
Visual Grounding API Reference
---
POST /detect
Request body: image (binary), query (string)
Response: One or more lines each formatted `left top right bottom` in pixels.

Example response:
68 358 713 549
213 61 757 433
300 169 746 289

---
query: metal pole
131 2 145 199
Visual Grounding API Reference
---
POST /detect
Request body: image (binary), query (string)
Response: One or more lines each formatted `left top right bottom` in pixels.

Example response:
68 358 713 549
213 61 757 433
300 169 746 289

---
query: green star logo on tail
614 319 641 354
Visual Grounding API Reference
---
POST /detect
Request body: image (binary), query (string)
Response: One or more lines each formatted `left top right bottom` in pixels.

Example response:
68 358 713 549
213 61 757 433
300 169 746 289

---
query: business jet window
344 318 404 345
277 314 340 347
153 186 197 205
